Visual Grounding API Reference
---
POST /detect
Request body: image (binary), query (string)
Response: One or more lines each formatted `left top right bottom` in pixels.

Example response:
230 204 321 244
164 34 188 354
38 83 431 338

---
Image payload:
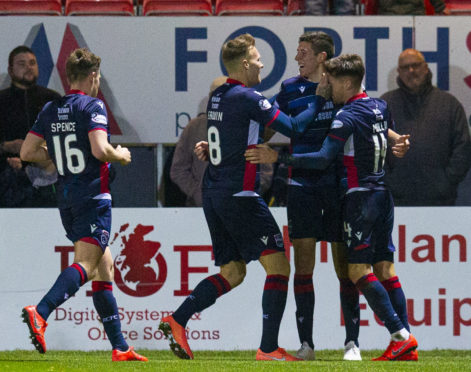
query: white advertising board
0 207 469 351
0 16 470 143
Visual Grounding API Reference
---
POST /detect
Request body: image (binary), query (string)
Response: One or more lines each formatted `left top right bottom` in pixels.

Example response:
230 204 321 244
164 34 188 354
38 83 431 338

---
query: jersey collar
67 89 87 95
226 78 245 87
346 92 368 103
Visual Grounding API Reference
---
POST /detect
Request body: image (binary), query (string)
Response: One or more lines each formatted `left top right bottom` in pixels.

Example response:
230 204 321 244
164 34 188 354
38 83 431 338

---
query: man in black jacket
0 45 61 207
381 48 471 206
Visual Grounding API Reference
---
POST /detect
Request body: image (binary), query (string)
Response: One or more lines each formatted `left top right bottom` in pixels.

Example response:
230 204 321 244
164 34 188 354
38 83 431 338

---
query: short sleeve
30 109 47 138
247 90 279 127
85 99 108 133
328 110 354 142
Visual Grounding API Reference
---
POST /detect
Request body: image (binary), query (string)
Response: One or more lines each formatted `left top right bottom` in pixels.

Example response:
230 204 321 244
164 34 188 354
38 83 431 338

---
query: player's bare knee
294 259 314 275
220 261 246 288
373 261 395 281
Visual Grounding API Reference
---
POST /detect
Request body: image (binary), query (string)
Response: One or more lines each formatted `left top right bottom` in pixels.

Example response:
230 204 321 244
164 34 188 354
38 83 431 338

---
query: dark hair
65 48 101 83
9 46 35 67
324 54 365 88
299 31 334 60
221 33 255 71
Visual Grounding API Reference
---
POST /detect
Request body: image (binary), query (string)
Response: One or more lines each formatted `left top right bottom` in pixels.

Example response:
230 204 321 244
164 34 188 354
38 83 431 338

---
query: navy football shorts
343 189 395 264
287 185 343 242
203 194 285 266
60 198 111 252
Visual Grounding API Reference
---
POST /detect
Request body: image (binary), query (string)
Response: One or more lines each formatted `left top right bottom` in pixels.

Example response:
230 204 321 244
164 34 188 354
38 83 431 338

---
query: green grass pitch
1 349 470 372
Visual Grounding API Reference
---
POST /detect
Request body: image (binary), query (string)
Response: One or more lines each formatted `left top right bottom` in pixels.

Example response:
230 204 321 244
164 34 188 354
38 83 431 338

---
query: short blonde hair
221 33 255 72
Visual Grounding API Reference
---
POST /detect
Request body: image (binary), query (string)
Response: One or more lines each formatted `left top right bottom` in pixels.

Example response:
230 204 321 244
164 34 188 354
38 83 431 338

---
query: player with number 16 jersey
30 92 110 208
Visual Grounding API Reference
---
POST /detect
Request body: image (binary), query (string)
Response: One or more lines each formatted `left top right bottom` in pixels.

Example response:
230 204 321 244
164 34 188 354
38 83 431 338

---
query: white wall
1 207 469 351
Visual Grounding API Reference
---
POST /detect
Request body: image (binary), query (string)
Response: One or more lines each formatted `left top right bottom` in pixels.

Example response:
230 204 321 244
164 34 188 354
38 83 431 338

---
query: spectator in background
0 45 61 207
378 0 450 15
381 48 471 206
170 76 227 207
304 0 356 15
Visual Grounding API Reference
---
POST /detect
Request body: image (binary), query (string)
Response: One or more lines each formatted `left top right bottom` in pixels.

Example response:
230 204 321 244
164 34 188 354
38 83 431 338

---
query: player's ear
242 58 249 70
317 51 327 63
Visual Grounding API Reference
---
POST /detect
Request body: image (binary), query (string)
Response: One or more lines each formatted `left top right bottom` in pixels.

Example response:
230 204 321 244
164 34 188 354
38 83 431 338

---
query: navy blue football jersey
275 76 340 187
328 93 392 190
203 79 278 196
30 90 111 207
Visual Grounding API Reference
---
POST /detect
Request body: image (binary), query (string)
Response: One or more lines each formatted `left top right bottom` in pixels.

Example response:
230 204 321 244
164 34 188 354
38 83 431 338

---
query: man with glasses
381 48 471 206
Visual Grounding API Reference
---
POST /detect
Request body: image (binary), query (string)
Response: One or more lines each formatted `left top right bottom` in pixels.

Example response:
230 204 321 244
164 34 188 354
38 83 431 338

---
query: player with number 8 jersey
160 33 324 362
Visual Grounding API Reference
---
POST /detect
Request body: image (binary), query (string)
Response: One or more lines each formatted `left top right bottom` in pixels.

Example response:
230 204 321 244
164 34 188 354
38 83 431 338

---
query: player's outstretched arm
268 97 326 138
246 136 343 170
388 129 410 158
244 144 279 164
89 130 131 165
20 133 50 163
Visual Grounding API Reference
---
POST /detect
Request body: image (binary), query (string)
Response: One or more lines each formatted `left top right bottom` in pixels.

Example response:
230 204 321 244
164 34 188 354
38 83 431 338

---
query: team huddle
21 32 416 362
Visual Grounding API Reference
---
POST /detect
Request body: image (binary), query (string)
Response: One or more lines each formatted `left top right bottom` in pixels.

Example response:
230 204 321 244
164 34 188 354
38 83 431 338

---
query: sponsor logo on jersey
91 112 108 125
57 106 70 120
331 119 343 129
97 101 104 110
90 224 98 233
372 107 383 121
260 236 269 245
299 86 306 93
355 231 363 240
259 99 272 111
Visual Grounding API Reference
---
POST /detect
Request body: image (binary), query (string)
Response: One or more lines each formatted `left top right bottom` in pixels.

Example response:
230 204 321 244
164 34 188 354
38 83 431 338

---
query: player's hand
194 141 209 161
316 73 332 100
244 144 279 164
391 134 410 158
116 145 131 165
7 156 22 170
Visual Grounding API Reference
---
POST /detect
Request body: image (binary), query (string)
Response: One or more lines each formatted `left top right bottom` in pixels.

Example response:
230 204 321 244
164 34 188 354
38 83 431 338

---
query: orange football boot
22 306 47 354
256 347 303 361
372 334 418 361
159 315 194 359
112 346 148 361
398 349 418 361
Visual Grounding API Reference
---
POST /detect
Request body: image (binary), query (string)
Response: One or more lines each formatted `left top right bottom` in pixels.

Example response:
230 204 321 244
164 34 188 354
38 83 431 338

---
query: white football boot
343 340 362 361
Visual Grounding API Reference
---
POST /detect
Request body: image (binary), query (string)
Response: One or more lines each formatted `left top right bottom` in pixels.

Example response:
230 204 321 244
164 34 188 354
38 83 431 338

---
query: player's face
397 53 428 93
246 47 263 87
327 74 345 104
90 70 101 97
295 41 319 80
9 52 39 88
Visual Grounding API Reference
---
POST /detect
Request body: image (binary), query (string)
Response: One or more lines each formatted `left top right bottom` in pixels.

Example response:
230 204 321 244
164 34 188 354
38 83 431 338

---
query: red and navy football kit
203 78 322 266
279 93 396 264
30 90 112 250
274 75 343 242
